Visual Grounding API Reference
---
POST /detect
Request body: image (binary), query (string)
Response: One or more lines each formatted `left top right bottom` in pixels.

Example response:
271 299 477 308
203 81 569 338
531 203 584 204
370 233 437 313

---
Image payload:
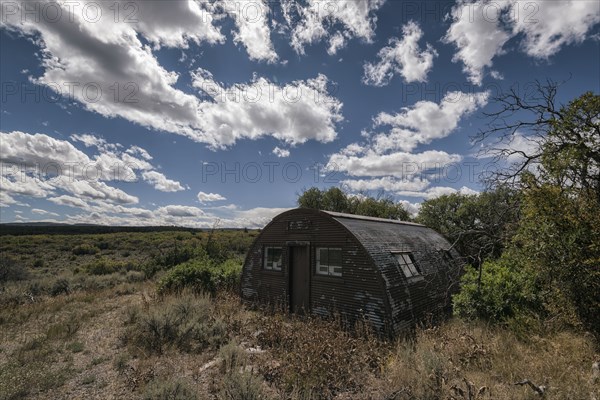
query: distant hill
0 223 209 236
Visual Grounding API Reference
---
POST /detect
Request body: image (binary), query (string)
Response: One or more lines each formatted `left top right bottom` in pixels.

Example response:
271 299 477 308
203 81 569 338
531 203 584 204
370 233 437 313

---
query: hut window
393 252 420 278
264 247 283 271
316 248 342 277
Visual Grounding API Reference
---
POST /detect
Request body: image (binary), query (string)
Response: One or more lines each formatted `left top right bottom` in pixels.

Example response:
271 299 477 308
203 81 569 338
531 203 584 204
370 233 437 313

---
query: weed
220 370 264 400
257 314 384 396
81 374 96 385
72 244 100 255
90 356 108 366
219 341 246 374
143 378 198 400
67 341 85 353
50 279 70 296
122 293 228 355
113 353 130 373
46 317 80 340
0 256 28 282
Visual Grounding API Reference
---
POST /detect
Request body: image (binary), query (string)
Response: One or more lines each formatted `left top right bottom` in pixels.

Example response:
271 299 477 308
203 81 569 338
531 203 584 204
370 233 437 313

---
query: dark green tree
417 187 520 268
321 187 349 213
298 187 410 220
297 187 323 210
473 86 600 334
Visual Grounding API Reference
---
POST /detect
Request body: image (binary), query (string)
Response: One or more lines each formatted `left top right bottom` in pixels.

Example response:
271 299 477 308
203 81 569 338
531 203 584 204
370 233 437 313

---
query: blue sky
1 0 599 227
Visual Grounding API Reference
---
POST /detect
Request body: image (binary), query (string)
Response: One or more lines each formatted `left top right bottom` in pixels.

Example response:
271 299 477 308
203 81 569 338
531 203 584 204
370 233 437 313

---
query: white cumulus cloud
272 147 290 158
1 1 343 149
328 148 462 178
142 171 186 192
197 191 227 203
226 0 278 62
444 0 600 85
372 91 489 152
363 21 437 85
0 131 185 206
284 0 385 55
192 71 343 148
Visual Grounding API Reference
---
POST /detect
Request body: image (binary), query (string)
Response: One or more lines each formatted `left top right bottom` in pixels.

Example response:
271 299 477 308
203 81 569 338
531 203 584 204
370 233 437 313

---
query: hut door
289 245 310 313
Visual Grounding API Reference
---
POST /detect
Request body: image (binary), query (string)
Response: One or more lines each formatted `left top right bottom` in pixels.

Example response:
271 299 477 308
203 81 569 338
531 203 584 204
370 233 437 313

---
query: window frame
392 251 421 279
263 246 283 271
315 247 343 277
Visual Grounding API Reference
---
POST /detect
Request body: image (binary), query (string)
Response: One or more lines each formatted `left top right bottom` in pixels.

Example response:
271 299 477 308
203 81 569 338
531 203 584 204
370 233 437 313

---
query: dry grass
255 313 385 397
121 291 228 355
375 320 600 400
1 231 598 400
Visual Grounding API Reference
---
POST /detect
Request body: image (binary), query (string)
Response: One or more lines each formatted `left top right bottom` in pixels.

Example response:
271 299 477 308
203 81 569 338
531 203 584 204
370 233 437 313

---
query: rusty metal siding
331 217 462 334
241 209 389 331
241 209 462 335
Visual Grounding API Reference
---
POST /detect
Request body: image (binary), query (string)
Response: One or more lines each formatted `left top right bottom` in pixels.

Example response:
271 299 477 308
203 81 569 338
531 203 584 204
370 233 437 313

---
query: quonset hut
241 208 463 335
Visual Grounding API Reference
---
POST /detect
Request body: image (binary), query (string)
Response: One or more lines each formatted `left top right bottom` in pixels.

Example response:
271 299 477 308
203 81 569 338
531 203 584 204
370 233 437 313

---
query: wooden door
289 246 310 313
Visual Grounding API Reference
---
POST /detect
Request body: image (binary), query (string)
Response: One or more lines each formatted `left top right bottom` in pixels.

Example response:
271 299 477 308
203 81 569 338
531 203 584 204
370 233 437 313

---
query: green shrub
96 240 110 250
33 259 44 268
453 257 541 324
220 371 264 400
218 259 243 292
143 379 198 400
153 245 204 268
50 279 71 296
123 294 228 354
205 239 228 264
219 341 246 374
0 256 28 282
84 259 138 275
157 258 241 295
72 244 100 255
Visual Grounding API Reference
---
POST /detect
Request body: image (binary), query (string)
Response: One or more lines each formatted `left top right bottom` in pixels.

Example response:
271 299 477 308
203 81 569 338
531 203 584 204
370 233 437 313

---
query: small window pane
393 252 420 278
407 263 419 276
316 247 342 277
319 248 329 265
403 254 418 276
264 247 282 271
329 249 342 266
399 263 412 278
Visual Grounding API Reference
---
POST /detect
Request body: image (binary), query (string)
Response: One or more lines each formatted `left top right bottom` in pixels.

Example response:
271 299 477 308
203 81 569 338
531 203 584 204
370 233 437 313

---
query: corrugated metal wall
241 209 462 335
334 218 462 334
241 209 389 331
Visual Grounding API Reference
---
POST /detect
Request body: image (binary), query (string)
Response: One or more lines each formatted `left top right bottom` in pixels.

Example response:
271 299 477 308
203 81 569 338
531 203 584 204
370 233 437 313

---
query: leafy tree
474 86 600 335
540 92 600 197
350 196 409 220
515 175 600 334
297 187 323 210
297 187 410 220
453 255 541 326
417 187 520 268
321 187 349 213
477 80 599 194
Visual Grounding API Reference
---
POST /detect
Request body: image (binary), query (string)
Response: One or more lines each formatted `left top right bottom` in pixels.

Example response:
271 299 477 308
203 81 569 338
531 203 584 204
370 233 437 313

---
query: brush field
0 230 598 399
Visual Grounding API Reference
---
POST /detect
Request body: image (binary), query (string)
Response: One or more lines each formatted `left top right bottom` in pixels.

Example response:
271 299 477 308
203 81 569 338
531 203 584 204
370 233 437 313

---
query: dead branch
514 379 547 396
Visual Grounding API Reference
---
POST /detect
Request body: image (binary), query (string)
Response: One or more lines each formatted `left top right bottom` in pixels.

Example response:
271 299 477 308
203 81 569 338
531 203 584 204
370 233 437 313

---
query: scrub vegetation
1 227 598 399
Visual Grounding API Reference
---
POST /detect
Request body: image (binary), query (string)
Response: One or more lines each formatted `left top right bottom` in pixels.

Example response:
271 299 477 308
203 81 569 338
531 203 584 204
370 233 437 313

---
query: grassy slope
0 231 598 400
